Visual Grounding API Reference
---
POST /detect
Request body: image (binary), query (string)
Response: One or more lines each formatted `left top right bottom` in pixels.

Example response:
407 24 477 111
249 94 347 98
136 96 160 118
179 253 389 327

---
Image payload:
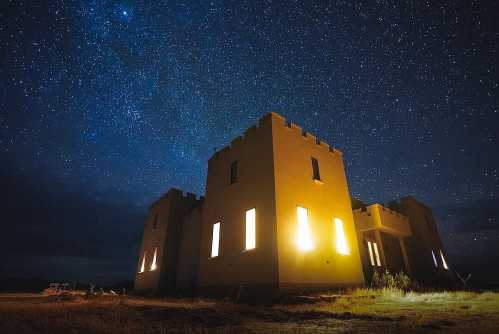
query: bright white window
245 208 256 250
440 250 449 270
334 218 350 255
139 252 146 273
432 250 438 268
296 206 314 251
150 247 158 271
367 241 375 266
373 242 381 267
211 222 220 258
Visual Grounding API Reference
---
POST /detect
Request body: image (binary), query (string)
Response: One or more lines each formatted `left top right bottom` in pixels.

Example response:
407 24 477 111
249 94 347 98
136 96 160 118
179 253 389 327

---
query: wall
377 205 411 236
176 205 203 294
389 196 451 285
197 114 278 297
271 113 365 291
353 204 410 236
134 189 200 295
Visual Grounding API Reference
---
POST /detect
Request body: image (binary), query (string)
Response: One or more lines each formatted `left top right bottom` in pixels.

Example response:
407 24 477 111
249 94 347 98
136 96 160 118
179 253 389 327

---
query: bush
371 270 411 290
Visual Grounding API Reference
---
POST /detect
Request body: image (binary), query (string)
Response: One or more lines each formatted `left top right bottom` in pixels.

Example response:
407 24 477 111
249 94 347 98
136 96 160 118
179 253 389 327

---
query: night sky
1 1 498 287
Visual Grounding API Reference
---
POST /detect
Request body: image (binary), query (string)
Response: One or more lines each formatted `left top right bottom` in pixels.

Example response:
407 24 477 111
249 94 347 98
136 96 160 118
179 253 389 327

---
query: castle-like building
134 112 451 297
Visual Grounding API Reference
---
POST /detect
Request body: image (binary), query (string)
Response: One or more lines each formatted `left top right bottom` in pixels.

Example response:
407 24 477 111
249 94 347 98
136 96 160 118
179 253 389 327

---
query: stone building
134 112 451 297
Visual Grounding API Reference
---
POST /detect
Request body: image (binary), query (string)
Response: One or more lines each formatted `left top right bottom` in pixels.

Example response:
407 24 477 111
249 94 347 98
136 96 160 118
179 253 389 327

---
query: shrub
371 270 411 291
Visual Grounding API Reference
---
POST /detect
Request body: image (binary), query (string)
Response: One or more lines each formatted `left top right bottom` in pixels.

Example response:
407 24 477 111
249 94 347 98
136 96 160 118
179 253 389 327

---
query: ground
1 290 499 333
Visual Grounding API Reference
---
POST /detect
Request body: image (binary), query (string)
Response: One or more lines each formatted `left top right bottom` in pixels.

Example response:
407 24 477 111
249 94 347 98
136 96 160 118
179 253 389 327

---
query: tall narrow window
245 208 256 250
211 222 221 258
334 218 349 255
152 213 158 230
373 242 381 266
440 250 449 270
150 247 158 271
432 250 438 268
296 206 314 251
139 252 146 273
311 157 321 181
230 161 238 184
367 241 375 266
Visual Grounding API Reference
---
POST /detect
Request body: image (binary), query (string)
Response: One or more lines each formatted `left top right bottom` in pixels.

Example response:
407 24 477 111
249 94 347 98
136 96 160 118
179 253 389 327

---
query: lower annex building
134 112 452 297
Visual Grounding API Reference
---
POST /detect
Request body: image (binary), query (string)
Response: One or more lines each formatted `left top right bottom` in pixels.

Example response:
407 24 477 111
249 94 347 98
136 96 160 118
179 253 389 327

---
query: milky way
1 1 498 285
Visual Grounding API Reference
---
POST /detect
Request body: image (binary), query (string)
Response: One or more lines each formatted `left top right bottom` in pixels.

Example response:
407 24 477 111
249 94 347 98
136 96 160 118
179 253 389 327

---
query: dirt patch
1 292 499 333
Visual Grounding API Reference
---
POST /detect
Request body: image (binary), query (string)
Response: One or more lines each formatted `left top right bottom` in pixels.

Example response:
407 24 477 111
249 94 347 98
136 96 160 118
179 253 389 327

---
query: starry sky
1 1 498 287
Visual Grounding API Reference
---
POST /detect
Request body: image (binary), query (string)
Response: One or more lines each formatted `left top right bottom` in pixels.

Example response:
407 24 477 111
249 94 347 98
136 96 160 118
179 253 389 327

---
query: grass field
1 289 499 333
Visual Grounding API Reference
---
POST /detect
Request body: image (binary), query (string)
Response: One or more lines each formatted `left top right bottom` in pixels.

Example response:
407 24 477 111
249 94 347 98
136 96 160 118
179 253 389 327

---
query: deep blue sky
1 1 498 286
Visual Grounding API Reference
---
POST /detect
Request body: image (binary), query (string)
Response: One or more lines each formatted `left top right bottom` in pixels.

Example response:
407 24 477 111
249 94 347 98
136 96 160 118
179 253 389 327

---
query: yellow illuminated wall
271 113 365 290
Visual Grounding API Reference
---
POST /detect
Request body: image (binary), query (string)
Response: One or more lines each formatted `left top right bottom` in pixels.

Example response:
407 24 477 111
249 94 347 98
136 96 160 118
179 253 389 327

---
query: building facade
134 112 451 297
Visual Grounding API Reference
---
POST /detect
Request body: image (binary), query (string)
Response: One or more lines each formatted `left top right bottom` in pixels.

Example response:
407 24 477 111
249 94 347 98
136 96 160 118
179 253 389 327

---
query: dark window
230 161 238 184
311 157 321 180
153 213 158 229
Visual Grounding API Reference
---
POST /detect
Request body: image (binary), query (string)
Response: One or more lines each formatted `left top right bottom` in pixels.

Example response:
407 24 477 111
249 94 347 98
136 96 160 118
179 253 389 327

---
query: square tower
134 189 201 295
197 113 365 296
388 196 452 286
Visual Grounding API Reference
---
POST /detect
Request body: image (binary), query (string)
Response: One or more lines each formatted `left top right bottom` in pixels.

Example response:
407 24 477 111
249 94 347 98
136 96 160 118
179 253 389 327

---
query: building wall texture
197 114 278 297
270 113 365 291
133 112 451 296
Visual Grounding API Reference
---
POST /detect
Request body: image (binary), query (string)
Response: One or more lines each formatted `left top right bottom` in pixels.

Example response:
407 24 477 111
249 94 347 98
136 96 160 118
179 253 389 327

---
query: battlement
387 195 432 215
353 203 408 220
379 204 408 221
209 112 342 162
354 203 411 236
149 188 204 209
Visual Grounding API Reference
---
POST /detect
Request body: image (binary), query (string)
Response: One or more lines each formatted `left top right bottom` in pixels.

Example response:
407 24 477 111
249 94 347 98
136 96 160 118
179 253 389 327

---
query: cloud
0 170 146 283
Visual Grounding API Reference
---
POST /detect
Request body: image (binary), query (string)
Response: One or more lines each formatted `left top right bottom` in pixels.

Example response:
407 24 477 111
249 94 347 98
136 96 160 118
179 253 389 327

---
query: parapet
354 203 411 236
279 114 343 156
388 195 432 214
149 188 204 210
209 113 273 162
209 112 343 162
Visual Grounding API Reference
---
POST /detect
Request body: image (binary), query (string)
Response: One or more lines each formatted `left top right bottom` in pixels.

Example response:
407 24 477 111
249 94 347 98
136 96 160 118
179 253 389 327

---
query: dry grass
1 290 499 333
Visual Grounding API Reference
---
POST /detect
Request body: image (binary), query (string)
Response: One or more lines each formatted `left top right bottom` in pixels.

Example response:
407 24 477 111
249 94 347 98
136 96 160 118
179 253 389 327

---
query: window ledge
313 178 324 185
242 248 256 253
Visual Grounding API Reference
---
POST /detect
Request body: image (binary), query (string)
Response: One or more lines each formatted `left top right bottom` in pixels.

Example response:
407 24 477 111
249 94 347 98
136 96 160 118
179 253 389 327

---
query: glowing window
245 208 256 250
334 218 349 255
139 252 146 273
150 247 158 271
367 241 375 266
211 222 220 258
373 242 381 267
432 250 438 268
296 206 314 251
440 250 449 270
